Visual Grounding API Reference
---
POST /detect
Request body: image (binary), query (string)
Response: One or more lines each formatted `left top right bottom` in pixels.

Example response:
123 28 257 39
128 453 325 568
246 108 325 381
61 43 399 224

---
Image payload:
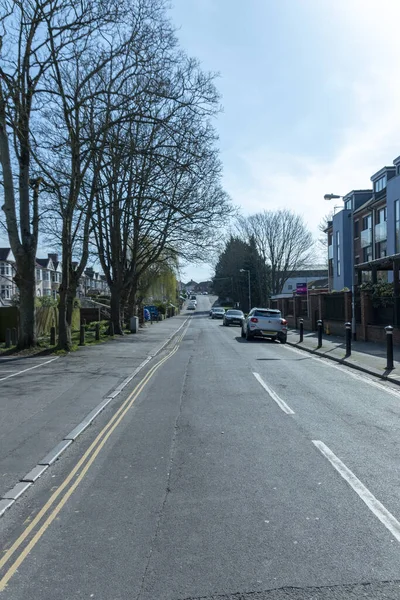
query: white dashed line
253 372 295 415
0 357 60 382
313 440 400 543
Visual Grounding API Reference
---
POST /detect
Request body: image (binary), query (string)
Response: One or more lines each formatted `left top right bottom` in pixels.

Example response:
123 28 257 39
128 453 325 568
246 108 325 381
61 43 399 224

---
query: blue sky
175 0 400 283
3 0 400 286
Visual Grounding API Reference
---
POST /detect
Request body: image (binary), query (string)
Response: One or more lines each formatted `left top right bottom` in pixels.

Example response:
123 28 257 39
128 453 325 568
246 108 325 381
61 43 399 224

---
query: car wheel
279 334 287 344
225 322 229 326
246 327 253 341
212 315 215 319
241 327 246 338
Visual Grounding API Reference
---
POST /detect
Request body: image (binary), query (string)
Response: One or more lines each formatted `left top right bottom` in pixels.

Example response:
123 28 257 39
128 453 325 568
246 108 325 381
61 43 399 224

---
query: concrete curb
286 338 400 387
0 316 190 518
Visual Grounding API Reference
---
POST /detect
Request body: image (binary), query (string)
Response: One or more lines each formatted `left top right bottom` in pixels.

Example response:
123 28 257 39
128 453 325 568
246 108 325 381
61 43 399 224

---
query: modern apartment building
325 151 400 291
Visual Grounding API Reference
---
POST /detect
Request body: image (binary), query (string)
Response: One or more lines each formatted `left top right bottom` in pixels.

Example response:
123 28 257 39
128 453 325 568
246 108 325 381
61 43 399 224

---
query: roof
353 195 384 215
0 248 12 261
370 166 395 181
355 253 400 271
36 258 51 268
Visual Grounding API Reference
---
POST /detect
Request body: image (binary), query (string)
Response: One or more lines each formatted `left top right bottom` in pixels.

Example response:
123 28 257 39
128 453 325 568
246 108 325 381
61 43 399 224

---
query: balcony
360 228 372 248
328 245 333 259
375 221 387 243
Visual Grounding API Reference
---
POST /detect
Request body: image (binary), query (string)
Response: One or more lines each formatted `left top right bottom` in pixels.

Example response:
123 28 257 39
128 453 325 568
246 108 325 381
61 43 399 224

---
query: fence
324 293 345 321
371 297 396 326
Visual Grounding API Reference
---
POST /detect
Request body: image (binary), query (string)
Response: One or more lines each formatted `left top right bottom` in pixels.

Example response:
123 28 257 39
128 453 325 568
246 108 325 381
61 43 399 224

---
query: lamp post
324 192 357 341
240 269 251 312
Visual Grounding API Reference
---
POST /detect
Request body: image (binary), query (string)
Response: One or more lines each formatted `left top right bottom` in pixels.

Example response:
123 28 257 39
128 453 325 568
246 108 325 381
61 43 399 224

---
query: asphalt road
2 295 400 599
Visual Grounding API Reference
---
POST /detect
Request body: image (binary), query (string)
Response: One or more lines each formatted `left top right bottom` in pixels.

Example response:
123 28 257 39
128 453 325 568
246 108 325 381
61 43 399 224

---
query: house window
287 284 293 290
42 271 50 281
354 220 359 238
363 246 373 262
378 241 387 258
36 269 41 281
0 285 11 299
345 199 352 210
374 175 387 193
0 263 10 276
396 200 400 253
44 288 52 296
377 207 387 223
362 214 372 230
336 231 340 276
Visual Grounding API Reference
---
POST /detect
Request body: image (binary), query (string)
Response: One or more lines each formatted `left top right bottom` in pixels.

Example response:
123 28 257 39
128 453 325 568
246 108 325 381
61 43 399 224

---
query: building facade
0 249 109 304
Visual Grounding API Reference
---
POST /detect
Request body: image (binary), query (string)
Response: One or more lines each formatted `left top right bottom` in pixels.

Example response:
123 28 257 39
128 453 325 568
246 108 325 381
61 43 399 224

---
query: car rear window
254 310 281 318
227 310 243 315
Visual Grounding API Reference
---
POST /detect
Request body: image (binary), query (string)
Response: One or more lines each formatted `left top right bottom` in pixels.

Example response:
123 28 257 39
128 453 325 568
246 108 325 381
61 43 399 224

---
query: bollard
345 322 351 357
385 325 394 370
299 318 304 343
50 326 56 346
95 322 100 341
11 327 17 346
109 321 114 337
79 325 85 346
317 320 323 348
5 328 11 348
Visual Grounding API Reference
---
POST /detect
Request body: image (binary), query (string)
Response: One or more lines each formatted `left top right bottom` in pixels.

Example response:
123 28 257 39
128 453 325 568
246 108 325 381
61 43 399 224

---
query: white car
241 308 287 343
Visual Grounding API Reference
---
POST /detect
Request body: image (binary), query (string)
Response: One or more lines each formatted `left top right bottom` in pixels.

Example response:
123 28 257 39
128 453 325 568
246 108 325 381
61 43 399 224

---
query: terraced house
0 248 109 305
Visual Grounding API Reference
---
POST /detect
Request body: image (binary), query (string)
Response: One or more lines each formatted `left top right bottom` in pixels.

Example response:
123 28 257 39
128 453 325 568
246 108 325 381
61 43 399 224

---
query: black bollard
317 319 323 348
95 322 100 341
385 325 394 370
50 326 56 346
345 322 351 357
109 321 114 337
11 327 17 346
299 318 304 343
79 325 85 346
5 328 11 348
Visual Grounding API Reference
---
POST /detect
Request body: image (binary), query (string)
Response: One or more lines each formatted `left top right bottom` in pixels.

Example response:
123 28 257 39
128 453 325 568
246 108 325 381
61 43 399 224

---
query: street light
324 192 357 341
240 269 251 312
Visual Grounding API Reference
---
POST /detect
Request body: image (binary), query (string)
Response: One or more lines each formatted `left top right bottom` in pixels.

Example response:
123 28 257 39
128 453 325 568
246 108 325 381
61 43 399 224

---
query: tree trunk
110 286 124 335
66 286 77 327
58 286 72 351
15 258 37 349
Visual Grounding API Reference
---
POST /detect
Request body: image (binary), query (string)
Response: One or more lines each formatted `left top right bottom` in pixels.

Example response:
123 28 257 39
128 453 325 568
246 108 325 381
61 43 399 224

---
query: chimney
48 253 59 263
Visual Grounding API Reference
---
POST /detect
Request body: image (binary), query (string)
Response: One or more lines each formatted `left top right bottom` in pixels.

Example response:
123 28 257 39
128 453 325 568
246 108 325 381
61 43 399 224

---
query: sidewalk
287 328 400 385
0 315 188 502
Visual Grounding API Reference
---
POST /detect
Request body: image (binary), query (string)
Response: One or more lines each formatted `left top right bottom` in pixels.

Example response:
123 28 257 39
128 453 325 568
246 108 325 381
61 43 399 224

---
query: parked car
241 308 287 343
211 307 225 319
223 309 244 326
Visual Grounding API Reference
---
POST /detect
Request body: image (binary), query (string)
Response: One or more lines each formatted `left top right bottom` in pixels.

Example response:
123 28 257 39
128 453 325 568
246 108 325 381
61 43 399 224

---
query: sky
174 0 400 283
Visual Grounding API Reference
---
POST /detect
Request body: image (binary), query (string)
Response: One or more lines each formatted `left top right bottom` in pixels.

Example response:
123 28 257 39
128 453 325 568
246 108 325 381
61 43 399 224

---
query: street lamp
240 269 251 312
324 192 357 340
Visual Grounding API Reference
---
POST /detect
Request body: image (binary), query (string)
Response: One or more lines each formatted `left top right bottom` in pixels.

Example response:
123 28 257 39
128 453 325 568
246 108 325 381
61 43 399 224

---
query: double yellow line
0 331 186 592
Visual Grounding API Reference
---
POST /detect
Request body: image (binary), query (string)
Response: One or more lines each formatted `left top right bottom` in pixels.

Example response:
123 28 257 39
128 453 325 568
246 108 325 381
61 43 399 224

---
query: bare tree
92 50 232 334
33 0 169 349
0 0 116 347
237 210 314 296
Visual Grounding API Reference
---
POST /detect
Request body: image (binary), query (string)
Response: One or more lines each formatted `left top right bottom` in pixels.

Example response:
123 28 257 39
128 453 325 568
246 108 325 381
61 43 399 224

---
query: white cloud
223 0 400 241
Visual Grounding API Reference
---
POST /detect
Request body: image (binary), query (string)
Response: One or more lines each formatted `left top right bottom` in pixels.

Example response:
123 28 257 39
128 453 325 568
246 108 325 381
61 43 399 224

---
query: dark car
223 309 245 326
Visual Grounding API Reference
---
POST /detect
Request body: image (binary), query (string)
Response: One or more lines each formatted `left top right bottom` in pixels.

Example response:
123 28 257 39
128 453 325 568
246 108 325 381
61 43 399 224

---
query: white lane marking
284 344 400 400
313 440 400 543
0 357 59 382
253 372 295 415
